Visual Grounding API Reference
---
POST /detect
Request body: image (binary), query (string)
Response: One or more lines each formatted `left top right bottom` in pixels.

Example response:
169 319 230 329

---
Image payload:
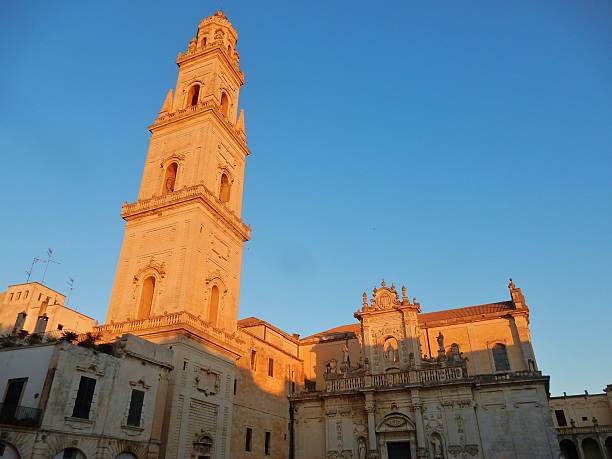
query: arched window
219 173 231 203
220 92 229 117
163 162 178 195
138 276 156 319
209 285 219 326
201 36 207 47
187 84 200 107
492 343 510 372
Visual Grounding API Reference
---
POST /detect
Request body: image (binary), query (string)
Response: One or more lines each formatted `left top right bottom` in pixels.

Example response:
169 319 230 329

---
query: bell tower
106 11 250 332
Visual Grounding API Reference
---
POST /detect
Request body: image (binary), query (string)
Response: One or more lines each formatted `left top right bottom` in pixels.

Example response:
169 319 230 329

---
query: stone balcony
323 362 469 393
94 311 246 355
152 99 247 148
121 184 251 241
556 424 612 436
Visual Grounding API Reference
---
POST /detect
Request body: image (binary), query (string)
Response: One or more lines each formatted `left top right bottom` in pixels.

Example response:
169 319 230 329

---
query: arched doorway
376 413 416 459
0 442 21 459
606 436 612 458
559 439 579 459
114 453 137 459
582 438 603 459
52 448 86 459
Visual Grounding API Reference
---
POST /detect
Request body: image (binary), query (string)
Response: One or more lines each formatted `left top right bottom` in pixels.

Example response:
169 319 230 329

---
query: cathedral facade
0 12 565 459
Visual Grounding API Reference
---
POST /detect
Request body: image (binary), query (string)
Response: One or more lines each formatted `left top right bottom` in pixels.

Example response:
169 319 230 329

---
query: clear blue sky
1 1 610 395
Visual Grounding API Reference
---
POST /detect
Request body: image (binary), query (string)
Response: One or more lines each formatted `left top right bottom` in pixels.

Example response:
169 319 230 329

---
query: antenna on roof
66 277 75 308
25 256 41 283
41 247 61 284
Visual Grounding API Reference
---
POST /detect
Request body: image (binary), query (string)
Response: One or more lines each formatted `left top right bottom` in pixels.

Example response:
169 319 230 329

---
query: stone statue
165 176 176 194
341 344 349 364
436 332 445 353
362 291 368 308
357 437 367 459
430 434 444 459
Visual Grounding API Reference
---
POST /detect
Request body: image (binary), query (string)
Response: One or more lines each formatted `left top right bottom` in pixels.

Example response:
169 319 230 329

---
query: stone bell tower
106 11 250 332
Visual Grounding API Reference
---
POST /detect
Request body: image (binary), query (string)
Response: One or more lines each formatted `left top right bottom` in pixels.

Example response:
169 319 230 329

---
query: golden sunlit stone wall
231 319 303 458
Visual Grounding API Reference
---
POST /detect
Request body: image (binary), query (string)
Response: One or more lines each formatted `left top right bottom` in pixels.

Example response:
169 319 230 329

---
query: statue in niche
383 337 399 364
430 433 444 459
165 175 176 194
357 437 367 459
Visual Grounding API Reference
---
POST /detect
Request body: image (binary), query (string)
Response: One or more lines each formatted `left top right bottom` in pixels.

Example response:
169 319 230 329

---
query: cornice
177 45 244 85
121 184 251 242
151 100 249 156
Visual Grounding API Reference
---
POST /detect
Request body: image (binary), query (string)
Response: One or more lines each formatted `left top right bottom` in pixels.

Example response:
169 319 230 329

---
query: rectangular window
264 431 271 455
555 409 567 427
127 389 145 427
23 290 28 299
250 350 257 371
291 381 296 393
57 324 64 331
71 376 96 419
15 292 21 300
268 358 274 377
9 293 13 301
2 378 27 419
245 427 252 452
233 379 237 396
38 293 42 301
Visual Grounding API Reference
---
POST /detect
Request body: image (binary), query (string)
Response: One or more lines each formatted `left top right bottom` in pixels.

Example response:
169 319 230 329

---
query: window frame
71 376 97 420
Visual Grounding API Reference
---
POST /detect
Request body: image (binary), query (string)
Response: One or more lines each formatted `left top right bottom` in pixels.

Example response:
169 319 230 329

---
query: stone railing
153 98 247 147
177 41 243 78
324 363 468 393
474 370 545 384
556 424 612 436
94 311 245 350
121 184 250 241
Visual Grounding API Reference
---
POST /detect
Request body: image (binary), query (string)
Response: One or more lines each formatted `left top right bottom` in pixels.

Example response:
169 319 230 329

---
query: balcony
323 362 469 393
0 403 42 427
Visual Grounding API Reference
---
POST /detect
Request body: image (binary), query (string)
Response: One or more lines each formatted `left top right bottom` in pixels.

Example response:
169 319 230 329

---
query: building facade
550 387 612 459
0 11 581 459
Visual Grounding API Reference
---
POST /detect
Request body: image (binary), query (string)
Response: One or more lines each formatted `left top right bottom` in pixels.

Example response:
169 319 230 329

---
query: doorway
387 441 411 459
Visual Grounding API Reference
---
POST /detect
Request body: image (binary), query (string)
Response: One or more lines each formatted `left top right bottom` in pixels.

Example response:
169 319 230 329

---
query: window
291 381 296 393
220 92 229 117
219 173 230 203
72 376 96 419
57 324 64 330
187 84 200 107
127 389 145 427
24 290 28 299
250 350 257 371
555 409 567 427
209 285 220 325
8 293 13 301
581 416 588 421
492 343 510 372
15 292 21 300
163 162 178 194
201 37 207 47
1 378 27 419
38 293 43 301
137 276 156 319
268 358 274 377
264 431 271 455
245 427 252 452
233 379 237 396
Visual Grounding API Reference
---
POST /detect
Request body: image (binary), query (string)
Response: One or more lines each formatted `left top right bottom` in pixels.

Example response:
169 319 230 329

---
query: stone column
411 389 427 459
576 437 585 459
364 391 378 458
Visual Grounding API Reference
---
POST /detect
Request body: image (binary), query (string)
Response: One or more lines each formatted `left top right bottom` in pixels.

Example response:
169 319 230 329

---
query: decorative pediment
376 413 415 433
356 280 421 314
133 258 166 283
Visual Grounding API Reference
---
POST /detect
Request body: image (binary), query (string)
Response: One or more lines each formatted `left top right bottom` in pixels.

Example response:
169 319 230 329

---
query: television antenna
41 248 61 284
66 277 75 307
25 256 41 283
